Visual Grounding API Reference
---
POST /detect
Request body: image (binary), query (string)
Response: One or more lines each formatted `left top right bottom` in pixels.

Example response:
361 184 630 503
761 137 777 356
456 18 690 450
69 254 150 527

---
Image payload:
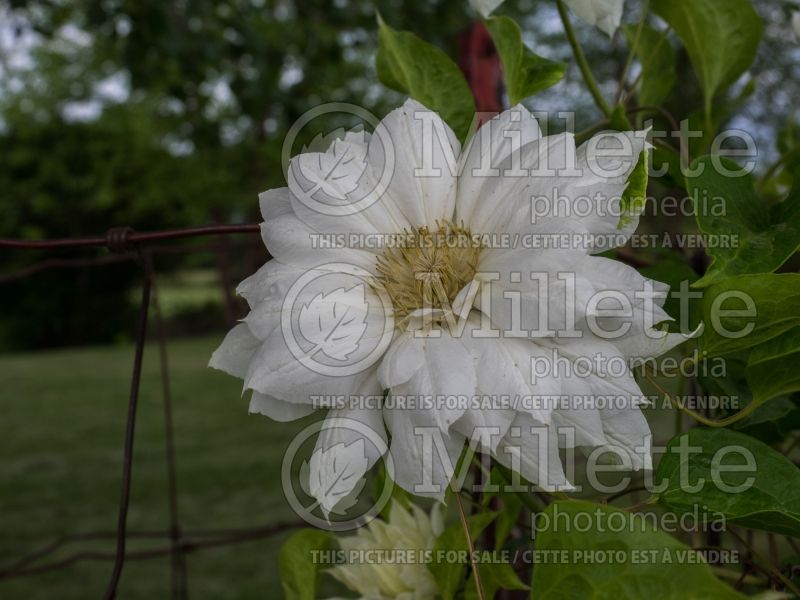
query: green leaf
746 327 800 404
485 16 566 106
374 464 413 520
652 0 762 122
698 273 800 357
640 253 700 327
778 116 800 157
651 144 685 187
376 15 475 142
531 500 746 599
494 493 522 551
734 396 800 445
481 467 525 551
466 561 528 600
609 104 633 132
428 511 497 600
686 80 757 158
623 24 676 107
656 429 800 537
618 145 649 229
279 528 336 600
686 156 800 287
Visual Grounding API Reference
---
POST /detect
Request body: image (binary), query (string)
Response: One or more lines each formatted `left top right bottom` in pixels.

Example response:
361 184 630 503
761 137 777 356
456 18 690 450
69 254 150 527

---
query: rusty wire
0 224 261 251
98 245 150 599
0 522 303 580
0 239 265 285
0 223 298 599
147 251 189 600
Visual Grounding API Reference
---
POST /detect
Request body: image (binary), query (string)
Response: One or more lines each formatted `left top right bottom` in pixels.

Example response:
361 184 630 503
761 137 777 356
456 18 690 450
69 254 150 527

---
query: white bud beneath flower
326 502 444 599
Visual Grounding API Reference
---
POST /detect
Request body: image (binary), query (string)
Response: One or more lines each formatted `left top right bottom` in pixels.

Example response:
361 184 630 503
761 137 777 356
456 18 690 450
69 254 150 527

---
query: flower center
375 221 482 320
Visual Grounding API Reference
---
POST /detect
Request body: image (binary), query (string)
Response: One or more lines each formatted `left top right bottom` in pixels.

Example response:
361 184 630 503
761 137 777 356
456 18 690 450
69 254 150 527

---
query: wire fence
0 224 300 599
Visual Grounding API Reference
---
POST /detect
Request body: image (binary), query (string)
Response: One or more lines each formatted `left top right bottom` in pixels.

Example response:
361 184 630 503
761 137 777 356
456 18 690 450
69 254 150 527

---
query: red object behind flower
458 22 504 124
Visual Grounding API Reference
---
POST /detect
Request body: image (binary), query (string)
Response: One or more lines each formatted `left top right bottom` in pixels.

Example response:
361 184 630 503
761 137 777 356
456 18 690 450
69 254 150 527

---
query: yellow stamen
374 221 482 320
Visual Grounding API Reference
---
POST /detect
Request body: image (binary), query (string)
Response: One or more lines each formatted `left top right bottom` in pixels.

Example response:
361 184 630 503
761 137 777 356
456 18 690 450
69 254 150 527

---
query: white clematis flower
326 502 443 599
211 99 688 510
563 0 624 37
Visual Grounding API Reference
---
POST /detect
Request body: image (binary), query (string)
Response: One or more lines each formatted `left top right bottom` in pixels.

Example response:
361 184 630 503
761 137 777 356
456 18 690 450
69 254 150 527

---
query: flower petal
249 392 315 422
563 0 624 37
597 406 653 471
243 323 372 405
493 413 574 491
287 128 410 239
461 132 578 238
377 331 426 388
259 187 377 272
309 401 388 515
383 407 465 500
371 99 460 230
208 322 261 379
389 332 477 431
469 0 505 18
456 105 542 232
236 260 304 309
459 324 559 427
565 130 649 251
475 246 589 335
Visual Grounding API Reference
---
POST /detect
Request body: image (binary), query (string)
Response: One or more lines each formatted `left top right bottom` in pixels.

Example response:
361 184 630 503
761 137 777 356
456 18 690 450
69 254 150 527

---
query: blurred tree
0 0 475 348
0 0 796 349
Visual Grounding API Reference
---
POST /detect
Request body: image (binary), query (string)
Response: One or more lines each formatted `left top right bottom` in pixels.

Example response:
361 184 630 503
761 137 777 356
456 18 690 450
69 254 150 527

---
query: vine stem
575 119 611 145
627 105 680 135
757 152 791 192
644 370 760 428
452 486 485 600
729 529 800 596
674 371 689 436
783 434 800 456
709 566 764 586
491 462 547 513
615 0 650 105
604 485 649 505
626 26 672 103
556 0 613 118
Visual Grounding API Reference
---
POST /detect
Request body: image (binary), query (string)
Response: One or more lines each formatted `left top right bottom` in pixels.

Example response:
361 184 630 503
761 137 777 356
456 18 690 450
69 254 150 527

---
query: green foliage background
1 0 798 349
2 1 800 598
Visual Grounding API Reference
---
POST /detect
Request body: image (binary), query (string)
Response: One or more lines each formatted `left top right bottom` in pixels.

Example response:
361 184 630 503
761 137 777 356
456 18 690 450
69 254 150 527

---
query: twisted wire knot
106 227 137 253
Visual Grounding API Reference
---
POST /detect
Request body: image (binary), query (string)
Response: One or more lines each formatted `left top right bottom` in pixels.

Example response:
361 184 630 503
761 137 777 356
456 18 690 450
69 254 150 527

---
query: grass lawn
0 333 699 599
0 335 328 599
